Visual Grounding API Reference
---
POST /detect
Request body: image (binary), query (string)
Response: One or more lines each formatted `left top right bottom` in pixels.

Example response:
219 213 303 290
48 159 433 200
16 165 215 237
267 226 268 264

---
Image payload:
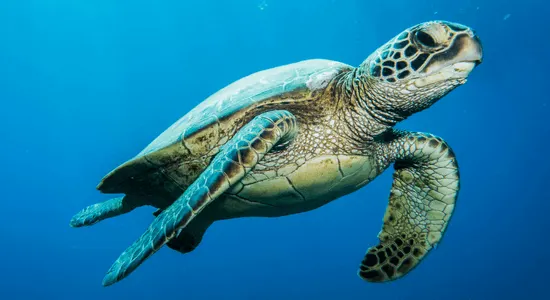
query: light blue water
1 0 548 299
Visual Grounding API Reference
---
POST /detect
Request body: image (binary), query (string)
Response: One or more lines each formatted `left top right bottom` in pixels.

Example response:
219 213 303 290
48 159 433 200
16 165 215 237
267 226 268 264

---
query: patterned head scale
368 21 482 83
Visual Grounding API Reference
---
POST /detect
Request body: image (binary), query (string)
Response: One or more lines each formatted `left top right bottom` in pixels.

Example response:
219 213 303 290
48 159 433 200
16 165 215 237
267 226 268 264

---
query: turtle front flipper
359 130 459 282
102 110 298 286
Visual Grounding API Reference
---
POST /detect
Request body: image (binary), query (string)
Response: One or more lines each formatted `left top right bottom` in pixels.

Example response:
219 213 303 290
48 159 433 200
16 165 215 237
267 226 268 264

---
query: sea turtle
70 20 482 286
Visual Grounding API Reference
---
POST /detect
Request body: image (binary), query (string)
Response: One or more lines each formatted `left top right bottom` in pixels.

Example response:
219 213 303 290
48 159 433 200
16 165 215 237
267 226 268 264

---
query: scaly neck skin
334 64 407 145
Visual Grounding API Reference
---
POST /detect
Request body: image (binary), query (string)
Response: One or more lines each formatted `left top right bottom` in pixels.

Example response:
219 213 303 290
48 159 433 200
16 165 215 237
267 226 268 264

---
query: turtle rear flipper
359 130 459 282
153 208 212 254
167 222 211 254
70 196 146 228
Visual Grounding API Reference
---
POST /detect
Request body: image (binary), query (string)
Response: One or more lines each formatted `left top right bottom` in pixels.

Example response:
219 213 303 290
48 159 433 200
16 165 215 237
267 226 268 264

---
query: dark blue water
1 0 548 299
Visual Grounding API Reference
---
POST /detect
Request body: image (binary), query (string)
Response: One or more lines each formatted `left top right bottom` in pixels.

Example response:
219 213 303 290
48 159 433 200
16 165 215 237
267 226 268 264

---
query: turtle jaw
413 31 483 88
409 32 483 88
410 61 476 88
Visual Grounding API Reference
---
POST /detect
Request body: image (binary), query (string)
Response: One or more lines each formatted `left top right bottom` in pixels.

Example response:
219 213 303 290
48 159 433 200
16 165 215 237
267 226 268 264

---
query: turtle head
359 20 482 119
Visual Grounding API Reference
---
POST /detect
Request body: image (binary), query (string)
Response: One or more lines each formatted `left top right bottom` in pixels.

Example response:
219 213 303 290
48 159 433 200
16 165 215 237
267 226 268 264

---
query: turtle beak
472 35 483 66
421 31 483 78
463 33 483 66
412 31 483 87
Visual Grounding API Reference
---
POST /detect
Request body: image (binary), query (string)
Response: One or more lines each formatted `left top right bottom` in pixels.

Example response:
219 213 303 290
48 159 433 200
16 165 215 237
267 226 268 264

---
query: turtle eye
415 30 436 48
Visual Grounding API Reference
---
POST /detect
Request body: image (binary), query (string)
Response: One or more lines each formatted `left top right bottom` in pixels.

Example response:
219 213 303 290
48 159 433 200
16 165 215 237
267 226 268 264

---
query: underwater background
1 0 548 299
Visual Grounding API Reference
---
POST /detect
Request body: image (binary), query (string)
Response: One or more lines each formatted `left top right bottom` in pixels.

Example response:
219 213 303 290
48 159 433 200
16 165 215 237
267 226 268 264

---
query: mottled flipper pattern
102 110 298 286
359 130 459 282
70 196 143 227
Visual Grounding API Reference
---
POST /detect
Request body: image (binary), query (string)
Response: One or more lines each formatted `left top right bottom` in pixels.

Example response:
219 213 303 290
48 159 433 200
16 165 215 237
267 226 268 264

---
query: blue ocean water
1 0 548 299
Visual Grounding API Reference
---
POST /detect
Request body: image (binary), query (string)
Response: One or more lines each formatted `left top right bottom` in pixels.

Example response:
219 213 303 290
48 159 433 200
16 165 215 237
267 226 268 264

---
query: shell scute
98 59 351 193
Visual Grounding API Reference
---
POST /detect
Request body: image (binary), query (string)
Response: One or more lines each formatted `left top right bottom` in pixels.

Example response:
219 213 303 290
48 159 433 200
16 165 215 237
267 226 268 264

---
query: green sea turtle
70 20 482 286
